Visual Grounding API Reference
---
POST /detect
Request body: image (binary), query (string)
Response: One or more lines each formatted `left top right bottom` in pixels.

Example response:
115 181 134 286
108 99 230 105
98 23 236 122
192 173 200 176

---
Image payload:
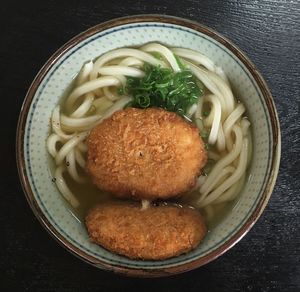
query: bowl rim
16 14 281 277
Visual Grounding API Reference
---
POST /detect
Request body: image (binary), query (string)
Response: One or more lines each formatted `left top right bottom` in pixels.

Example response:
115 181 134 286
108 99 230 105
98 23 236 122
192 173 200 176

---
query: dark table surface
1 0 299 291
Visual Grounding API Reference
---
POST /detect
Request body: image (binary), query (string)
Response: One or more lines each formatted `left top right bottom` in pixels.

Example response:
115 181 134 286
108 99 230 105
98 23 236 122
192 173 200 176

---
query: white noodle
77 142 87 152
197 175 207 186
223 103 245 151
102 87 119 101
55 132 88 165
186 104 198 118
98 65 145 78
70 92 94 118
184 60 228 116
47 133 62 157
217 126 226 152
203 105 214 127
201 166 235 198
115 75 127 87
77 61 93 86
215 66 230 86
75 148 86 168
205 94 222 145
200 125 243 193
141 43 181 72
54 166 79 208
200 138 248 207
120 57 144 67
193 176 207 191
206 71 235 115
90 48 166 79
51 106 74 140
215 173 246 204
241 118 251 136
61 114 102 129
98 96 132 122
65 76 121 110
172 47 216 71
92 97 114 114
208 150 221 161
66 149 86 183
194 98 205 133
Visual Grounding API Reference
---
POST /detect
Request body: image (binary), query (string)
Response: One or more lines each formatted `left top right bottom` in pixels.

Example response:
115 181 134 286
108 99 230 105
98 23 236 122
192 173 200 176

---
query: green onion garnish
123 63 204 116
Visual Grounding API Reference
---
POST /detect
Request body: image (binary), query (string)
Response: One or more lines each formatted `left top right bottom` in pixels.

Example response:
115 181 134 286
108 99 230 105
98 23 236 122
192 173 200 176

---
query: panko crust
86 107 207 200
85 202 207 260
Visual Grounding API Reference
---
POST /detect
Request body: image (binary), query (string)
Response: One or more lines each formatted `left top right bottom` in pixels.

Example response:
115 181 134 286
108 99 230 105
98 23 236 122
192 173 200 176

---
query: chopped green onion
124 63 204 116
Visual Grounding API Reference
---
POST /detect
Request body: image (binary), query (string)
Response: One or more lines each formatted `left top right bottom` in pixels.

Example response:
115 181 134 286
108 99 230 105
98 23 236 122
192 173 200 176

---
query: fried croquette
86 108 207 200
85 202 207 260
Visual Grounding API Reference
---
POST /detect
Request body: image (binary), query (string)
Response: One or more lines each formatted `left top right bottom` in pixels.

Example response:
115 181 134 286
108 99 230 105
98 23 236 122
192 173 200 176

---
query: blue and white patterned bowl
16 15 280 277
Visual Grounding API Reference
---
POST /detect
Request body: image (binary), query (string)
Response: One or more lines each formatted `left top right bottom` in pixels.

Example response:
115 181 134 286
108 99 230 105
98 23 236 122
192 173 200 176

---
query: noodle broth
48 128 244 231
49 157 237 229
47 43 251 232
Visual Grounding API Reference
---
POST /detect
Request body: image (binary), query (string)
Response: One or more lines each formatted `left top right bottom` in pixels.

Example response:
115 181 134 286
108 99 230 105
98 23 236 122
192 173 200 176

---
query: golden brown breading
86 107 207 200
85 202 207 260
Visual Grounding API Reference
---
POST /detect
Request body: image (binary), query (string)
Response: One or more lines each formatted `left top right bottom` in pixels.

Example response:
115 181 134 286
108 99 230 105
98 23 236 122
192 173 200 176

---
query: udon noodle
47 43 251 219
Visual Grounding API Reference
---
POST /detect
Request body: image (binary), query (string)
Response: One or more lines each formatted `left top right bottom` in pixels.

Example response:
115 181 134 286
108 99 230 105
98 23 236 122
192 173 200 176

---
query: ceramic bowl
16 15 280 277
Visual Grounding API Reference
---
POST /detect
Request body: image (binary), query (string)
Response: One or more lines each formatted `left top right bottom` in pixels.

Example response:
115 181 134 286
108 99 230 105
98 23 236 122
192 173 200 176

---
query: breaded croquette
86 108 207 200
86 202 207 260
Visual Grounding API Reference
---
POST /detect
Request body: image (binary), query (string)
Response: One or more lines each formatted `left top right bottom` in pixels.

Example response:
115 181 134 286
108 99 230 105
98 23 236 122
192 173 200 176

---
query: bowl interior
21 20 275 271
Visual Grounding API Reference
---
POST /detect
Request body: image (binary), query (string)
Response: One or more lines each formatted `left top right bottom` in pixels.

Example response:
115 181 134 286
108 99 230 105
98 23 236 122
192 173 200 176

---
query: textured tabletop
1 0 299 291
